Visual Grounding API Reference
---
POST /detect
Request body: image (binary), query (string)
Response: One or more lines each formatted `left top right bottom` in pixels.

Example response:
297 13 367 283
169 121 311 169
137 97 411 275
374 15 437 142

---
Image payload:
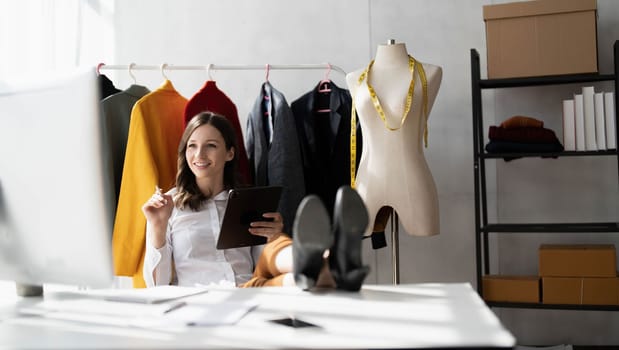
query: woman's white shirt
143 189 262 287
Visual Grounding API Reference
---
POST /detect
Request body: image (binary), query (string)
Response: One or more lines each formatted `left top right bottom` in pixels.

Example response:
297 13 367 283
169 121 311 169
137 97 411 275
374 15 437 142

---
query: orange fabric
500 115 543 129
242 235 292 287
242 274 288 287
112 80 187 287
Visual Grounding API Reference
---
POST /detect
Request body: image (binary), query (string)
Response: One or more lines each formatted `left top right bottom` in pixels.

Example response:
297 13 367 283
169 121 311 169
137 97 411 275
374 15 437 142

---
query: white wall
106 0 619 345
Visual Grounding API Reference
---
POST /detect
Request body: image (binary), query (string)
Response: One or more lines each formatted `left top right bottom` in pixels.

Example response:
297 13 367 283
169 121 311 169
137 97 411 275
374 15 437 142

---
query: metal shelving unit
471 40 619 310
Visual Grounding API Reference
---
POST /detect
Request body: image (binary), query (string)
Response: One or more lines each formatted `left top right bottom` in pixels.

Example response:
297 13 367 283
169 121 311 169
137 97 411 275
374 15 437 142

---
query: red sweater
184 81 252 185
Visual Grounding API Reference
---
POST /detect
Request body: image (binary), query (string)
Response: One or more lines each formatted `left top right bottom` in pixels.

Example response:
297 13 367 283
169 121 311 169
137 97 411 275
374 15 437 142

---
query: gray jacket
101 84 150 209
246 82 305 234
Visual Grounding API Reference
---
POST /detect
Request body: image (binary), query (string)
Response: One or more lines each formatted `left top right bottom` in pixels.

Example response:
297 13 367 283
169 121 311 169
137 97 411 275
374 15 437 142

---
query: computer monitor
0 68 115 291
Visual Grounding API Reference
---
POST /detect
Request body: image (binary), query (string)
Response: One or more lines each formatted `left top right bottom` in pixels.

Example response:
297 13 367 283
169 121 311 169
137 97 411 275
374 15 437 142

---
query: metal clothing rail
99 61 404 286
97 63 347 75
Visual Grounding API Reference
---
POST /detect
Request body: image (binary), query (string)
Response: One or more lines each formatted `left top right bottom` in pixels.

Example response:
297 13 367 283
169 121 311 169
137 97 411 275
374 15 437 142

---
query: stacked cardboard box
481 244 619 305
482 275 540 303
539 244 619 305
483 0 598 79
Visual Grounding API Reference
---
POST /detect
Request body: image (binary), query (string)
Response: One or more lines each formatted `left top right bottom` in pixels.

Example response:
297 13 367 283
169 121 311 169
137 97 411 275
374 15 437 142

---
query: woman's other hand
249 212 285 243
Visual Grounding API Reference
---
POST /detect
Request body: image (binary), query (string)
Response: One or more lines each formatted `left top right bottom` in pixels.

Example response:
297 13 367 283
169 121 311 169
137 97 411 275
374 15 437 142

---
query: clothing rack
98 63 347 76
98 61 404 286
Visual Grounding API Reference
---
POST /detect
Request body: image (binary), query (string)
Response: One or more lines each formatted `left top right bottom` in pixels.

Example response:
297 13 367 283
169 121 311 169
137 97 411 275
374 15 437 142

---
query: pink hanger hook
318 63 332 93
265 63 270 82
96 62 105 75
323 63 332 81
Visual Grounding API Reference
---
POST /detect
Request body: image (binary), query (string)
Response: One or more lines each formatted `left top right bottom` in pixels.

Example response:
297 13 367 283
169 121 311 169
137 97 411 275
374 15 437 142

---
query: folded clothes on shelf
488 125 559 144
485 115 564 161
499 115 544 129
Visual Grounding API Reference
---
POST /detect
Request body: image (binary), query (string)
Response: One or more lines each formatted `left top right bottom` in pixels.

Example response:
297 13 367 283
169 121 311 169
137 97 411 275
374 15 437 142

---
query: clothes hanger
263 64 270 102
318 63 332 93
160 63 169 80
128 62 137 84
206 63 214 81
264 63 270 83
96 62 105 76
263 63 271 117
316 63 332 113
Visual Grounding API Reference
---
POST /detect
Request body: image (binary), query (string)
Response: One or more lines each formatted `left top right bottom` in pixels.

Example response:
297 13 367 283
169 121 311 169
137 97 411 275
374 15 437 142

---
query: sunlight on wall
0 0 114 81
78 0 116 67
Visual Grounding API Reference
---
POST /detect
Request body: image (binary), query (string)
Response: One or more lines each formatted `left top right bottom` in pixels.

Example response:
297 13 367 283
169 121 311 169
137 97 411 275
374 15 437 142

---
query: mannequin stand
387 38 400 284
390 210 400 284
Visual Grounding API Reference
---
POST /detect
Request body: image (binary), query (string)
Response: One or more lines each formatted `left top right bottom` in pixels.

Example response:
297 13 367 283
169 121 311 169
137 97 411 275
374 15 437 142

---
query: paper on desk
71 285 209 304
18 298 257 328
19 298 185 318
166 302 258 326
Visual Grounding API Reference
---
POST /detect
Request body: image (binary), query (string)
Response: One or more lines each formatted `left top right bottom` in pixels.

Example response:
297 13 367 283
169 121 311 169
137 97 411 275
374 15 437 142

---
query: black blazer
291 81 362 216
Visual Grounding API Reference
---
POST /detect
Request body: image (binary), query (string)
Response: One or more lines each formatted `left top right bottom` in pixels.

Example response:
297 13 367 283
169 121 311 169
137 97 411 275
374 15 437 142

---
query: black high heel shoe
330 186 370 291
292 195 333 290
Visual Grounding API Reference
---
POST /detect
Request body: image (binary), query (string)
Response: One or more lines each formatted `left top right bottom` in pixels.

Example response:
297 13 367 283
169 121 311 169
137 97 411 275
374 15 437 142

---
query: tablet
216 186 283 249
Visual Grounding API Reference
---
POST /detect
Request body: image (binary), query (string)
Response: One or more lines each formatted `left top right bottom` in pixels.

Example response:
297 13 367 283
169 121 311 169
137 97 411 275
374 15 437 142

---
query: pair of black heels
292 186 370 291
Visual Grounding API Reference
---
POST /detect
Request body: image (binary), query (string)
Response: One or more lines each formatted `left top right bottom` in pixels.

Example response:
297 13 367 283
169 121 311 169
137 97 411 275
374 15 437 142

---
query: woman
142 111 294 287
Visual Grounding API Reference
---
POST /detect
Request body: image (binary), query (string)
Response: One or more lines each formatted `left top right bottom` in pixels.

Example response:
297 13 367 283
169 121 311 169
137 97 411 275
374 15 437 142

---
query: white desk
0 283 515 349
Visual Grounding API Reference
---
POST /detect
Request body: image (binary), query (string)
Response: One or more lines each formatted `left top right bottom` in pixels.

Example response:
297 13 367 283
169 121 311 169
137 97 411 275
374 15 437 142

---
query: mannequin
346 41 441 237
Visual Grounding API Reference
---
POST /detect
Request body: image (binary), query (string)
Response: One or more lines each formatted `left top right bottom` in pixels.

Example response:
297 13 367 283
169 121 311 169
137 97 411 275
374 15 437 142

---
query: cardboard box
539 244 616 277
483 0 598 78
542 277 619 305
482 275 540 303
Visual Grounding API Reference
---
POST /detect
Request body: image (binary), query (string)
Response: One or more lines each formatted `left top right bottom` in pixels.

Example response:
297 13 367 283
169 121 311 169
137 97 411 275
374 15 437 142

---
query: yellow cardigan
112 80 187 287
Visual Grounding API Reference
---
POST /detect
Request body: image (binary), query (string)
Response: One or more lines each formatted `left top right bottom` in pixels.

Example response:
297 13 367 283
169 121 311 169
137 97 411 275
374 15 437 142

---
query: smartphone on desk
269 317 320 328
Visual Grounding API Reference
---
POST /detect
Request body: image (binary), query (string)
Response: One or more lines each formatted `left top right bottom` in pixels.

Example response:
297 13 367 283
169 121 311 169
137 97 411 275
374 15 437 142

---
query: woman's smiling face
185 123 234 181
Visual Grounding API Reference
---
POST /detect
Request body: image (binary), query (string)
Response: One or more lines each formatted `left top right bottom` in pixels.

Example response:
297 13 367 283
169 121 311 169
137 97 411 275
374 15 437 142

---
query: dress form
346 41 442 237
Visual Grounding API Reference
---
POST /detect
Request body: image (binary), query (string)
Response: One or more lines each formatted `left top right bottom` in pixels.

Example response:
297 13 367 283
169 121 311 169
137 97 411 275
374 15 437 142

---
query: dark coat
246 82 305 234
291 81 362 216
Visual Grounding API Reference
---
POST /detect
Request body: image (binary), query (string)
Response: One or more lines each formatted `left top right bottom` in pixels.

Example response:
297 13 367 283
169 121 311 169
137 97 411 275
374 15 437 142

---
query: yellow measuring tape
350 55 428 189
